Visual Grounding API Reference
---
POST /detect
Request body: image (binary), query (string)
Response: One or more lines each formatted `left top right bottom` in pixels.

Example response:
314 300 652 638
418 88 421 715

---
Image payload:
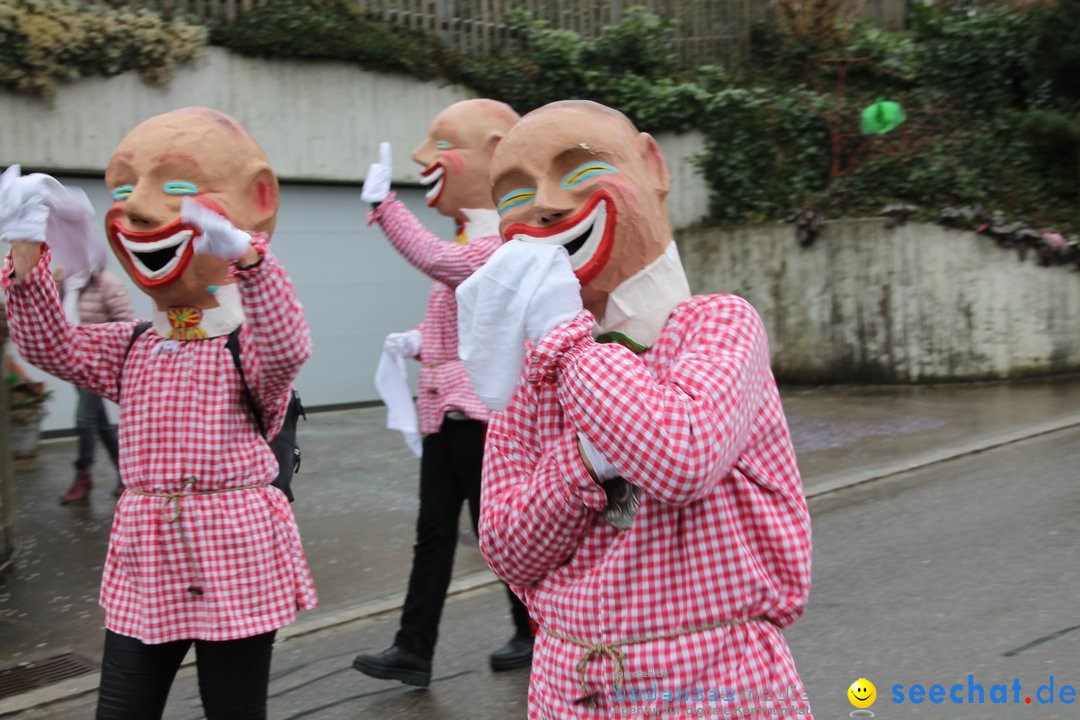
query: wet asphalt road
22 424 1080 719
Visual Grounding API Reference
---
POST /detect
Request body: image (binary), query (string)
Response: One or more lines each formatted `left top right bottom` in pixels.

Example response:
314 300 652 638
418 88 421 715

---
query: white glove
0 165 47 242
2 198 49 243
384 329 422 359
361 142 393 204
182 197 252 260
456 241 583 410
0 164 95 250
578 432 619 481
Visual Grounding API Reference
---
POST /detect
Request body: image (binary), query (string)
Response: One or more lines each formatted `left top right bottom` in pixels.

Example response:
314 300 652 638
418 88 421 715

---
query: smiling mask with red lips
503 191 617 287
104 107 279 311
411 99 519 226
490 101 674 325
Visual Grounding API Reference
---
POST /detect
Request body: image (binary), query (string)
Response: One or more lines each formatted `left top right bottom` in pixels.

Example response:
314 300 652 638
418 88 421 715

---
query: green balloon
860 99 906 134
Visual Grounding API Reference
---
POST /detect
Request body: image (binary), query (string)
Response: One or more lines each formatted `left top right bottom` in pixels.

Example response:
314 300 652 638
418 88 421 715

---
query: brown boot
60 468 93 505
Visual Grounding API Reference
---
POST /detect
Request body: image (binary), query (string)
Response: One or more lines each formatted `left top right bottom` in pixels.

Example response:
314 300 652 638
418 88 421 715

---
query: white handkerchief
374 348 422 457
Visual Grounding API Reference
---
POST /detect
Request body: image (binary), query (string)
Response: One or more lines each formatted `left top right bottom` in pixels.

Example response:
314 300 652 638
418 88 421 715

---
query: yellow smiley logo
848 678 877 708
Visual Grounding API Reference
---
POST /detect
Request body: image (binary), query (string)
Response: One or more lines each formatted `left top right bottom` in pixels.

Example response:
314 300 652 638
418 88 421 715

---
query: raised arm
179 199 312 436
370 194 500 288
537 297 771 508
477 390 607 589
3 246 135 401
232 237 312 436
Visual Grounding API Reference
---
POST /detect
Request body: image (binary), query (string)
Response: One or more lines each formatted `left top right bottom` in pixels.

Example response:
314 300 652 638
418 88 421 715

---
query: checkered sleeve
540 298 771 508
2 246 135 402
479 386 608 589
231 235 312 437
370 193 501 288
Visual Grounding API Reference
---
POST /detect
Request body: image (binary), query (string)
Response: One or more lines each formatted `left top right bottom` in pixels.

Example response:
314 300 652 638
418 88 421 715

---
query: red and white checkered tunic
3 242 318 644
479 295 813 718
369 193 500 435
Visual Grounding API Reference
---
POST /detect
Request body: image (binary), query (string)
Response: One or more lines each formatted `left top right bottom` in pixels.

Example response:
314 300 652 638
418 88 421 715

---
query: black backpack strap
117 321 153 395
224 326 268 438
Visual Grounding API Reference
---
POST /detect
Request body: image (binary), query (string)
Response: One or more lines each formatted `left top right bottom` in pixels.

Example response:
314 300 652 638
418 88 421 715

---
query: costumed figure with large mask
0 107 316 719
457 100 814 718
351 98 534 687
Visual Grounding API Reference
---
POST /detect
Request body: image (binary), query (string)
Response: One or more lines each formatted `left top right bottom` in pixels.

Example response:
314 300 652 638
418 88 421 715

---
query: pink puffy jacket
75 270 135 325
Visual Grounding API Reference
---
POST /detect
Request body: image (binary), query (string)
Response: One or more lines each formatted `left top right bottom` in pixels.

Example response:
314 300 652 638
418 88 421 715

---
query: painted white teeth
118 229 192 253
419 166 443 186
513 202 608 271
425 176 444 201
117 229 193 280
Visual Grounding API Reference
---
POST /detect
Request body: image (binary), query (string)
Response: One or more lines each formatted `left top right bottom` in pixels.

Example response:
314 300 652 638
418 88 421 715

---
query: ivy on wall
0 0 205 98
207 0 452 80
449 1 1080 238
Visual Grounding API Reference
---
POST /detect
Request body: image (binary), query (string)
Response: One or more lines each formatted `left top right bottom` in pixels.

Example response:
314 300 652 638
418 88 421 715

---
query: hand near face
182 197 252 261
361 142 393 205
456 240 583 410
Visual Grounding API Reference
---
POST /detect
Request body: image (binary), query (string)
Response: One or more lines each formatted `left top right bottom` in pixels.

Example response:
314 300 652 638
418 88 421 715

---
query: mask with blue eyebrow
163 181 198 195
562 161 617 189
497 188 536 215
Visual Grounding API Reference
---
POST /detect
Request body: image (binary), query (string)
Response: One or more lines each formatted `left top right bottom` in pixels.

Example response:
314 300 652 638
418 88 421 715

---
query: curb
804 412 1080 499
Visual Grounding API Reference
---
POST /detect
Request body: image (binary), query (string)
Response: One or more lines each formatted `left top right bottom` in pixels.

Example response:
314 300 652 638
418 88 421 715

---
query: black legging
395 418 532 660
96 629 276 720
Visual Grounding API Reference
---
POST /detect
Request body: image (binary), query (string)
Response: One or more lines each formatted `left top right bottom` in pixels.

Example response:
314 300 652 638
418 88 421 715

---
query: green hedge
0 0 205 98
208 0 452 80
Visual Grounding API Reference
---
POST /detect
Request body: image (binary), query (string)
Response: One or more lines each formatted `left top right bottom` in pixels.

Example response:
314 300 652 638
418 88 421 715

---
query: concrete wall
3 48 469 186
679 219 1080 383
1 47 711 227
658 131 711 233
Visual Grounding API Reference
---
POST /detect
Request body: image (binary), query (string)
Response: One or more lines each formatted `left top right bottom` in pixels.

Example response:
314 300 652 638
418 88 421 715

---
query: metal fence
87 0 907 67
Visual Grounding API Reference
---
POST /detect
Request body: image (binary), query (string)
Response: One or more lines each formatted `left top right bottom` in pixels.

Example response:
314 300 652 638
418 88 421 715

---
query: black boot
489 633 534 671
352 645 431 687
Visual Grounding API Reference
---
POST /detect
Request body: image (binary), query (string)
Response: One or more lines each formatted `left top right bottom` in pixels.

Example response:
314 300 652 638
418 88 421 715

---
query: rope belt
126 478 269 522
542 617 768 700
126 479 270 596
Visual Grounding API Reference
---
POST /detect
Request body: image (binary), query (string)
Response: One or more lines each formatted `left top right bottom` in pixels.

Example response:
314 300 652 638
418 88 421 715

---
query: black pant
96 629 275 720
395 418 532 660
75 387 119 470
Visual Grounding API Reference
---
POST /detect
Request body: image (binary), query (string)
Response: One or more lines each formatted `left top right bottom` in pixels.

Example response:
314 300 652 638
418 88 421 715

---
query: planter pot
10 405 45 458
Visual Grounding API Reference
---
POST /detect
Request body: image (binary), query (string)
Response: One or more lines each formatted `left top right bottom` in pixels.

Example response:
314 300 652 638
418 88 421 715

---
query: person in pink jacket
457 100 814 718
57 265 135 503
351 99 535 687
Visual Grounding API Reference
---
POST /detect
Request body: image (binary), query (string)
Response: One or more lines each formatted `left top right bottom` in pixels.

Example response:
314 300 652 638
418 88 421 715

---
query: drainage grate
0 653 98 700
